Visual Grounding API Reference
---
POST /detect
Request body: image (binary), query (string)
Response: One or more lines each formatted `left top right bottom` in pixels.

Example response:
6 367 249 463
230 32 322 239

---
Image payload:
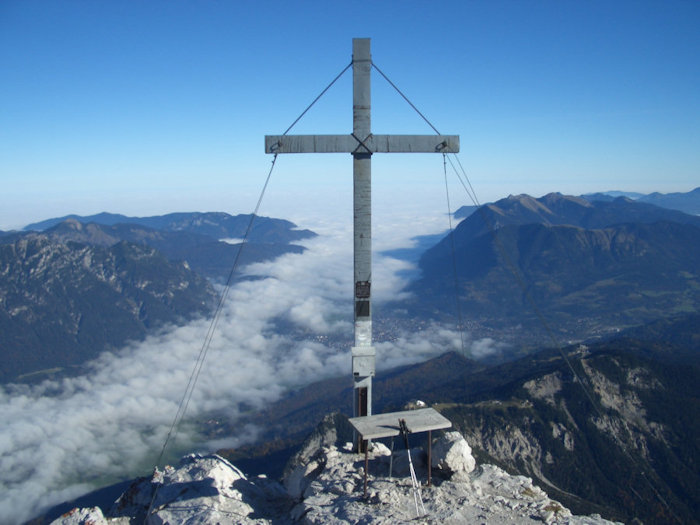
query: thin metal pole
427 430 432 487
364 442 369 498
389 436 395 479
352 38 376 439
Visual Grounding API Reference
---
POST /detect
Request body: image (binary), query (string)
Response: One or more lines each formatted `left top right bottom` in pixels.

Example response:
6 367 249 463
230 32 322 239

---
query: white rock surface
52 432 620 525
286 438 618 525
431 430 476 479
50 506 112 525
54 453 290 524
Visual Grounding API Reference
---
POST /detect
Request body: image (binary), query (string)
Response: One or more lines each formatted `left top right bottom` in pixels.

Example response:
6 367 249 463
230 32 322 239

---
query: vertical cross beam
350 38 375 427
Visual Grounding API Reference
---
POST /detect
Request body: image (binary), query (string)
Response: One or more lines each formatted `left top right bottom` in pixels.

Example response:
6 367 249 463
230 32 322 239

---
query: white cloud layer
0 210 498 523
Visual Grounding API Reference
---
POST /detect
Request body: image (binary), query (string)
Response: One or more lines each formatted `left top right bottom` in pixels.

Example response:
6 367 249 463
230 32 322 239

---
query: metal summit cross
265 38 459 427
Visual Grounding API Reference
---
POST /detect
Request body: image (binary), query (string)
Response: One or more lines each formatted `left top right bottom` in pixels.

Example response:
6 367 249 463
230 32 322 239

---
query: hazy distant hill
581 190 645 201
638 186 700 215
408 193 700 344
583 187 700 215
0 235 217 383
24 211 316 245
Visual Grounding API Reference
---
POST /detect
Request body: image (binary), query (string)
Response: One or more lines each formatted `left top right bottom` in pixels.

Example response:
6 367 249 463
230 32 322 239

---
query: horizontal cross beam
265 134 459 154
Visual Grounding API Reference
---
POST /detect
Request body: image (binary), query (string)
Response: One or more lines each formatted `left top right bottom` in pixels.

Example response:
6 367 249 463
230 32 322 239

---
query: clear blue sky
1 0 698 230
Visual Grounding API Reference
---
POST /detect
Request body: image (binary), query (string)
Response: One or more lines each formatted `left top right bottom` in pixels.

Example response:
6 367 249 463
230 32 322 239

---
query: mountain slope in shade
410 315 700 523
0 235 217 382
433 343 700 523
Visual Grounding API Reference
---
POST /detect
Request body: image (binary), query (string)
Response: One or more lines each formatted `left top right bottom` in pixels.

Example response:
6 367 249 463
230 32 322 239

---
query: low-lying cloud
0 210 499 523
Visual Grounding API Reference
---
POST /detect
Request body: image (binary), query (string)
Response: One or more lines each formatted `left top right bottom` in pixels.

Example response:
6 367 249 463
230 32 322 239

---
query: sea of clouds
0 208 504 523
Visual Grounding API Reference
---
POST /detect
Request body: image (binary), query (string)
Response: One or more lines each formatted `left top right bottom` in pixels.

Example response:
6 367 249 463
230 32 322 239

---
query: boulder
430 431 476 480
370 441 391 457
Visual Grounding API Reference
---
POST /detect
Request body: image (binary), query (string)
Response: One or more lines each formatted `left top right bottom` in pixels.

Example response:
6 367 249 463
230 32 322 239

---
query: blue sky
1 0 698 230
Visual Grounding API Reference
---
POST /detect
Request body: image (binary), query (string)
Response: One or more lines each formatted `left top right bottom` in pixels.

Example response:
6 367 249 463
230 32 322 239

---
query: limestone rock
103 453 289 524
431 430 476 479
50 506 111 525
50 421 620 525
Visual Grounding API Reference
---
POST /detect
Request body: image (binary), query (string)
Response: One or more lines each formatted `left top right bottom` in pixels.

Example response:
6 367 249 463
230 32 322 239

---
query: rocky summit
51 423 618 524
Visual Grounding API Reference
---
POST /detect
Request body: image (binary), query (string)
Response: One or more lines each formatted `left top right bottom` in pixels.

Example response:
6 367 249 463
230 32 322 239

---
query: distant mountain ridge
638 186 700 215
452 187 699 221
581 190 646 201
409 193 700 344
39 219 307 282
6 212 317 282
582 187 700 215
24 211 316 244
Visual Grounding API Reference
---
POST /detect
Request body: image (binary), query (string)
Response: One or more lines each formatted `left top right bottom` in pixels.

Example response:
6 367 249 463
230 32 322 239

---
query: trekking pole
399 418 426 517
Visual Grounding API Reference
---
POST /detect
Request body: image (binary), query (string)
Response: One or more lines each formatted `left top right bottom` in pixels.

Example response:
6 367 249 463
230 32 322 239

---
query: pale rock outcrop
55 453 290 524
51 506 112 525
289 437 619 524
52 415 620 525
430 430 476 480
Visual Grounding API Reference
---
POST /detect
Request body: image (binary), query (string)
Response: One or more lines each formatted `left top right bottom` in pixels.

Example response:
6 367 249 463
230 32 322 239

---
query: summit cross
265 38 459 428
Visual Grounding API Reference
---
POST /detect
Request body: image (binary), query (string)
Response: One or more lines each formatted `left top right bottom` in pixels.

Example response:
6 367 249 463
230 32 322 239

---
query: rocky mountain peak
51 418 618 525
505 193 555 215
540 192 593 208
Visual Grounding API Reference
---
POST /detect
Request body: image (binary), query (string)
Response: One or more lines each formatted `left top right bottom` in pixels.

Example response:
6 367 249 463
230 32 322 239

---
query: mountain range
17 211 317 282
4 195 698 378
408 193 700 346
0 212 315 383
23 211 317 244
452 186 700 222
582 187 700 215
636 187 700 215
